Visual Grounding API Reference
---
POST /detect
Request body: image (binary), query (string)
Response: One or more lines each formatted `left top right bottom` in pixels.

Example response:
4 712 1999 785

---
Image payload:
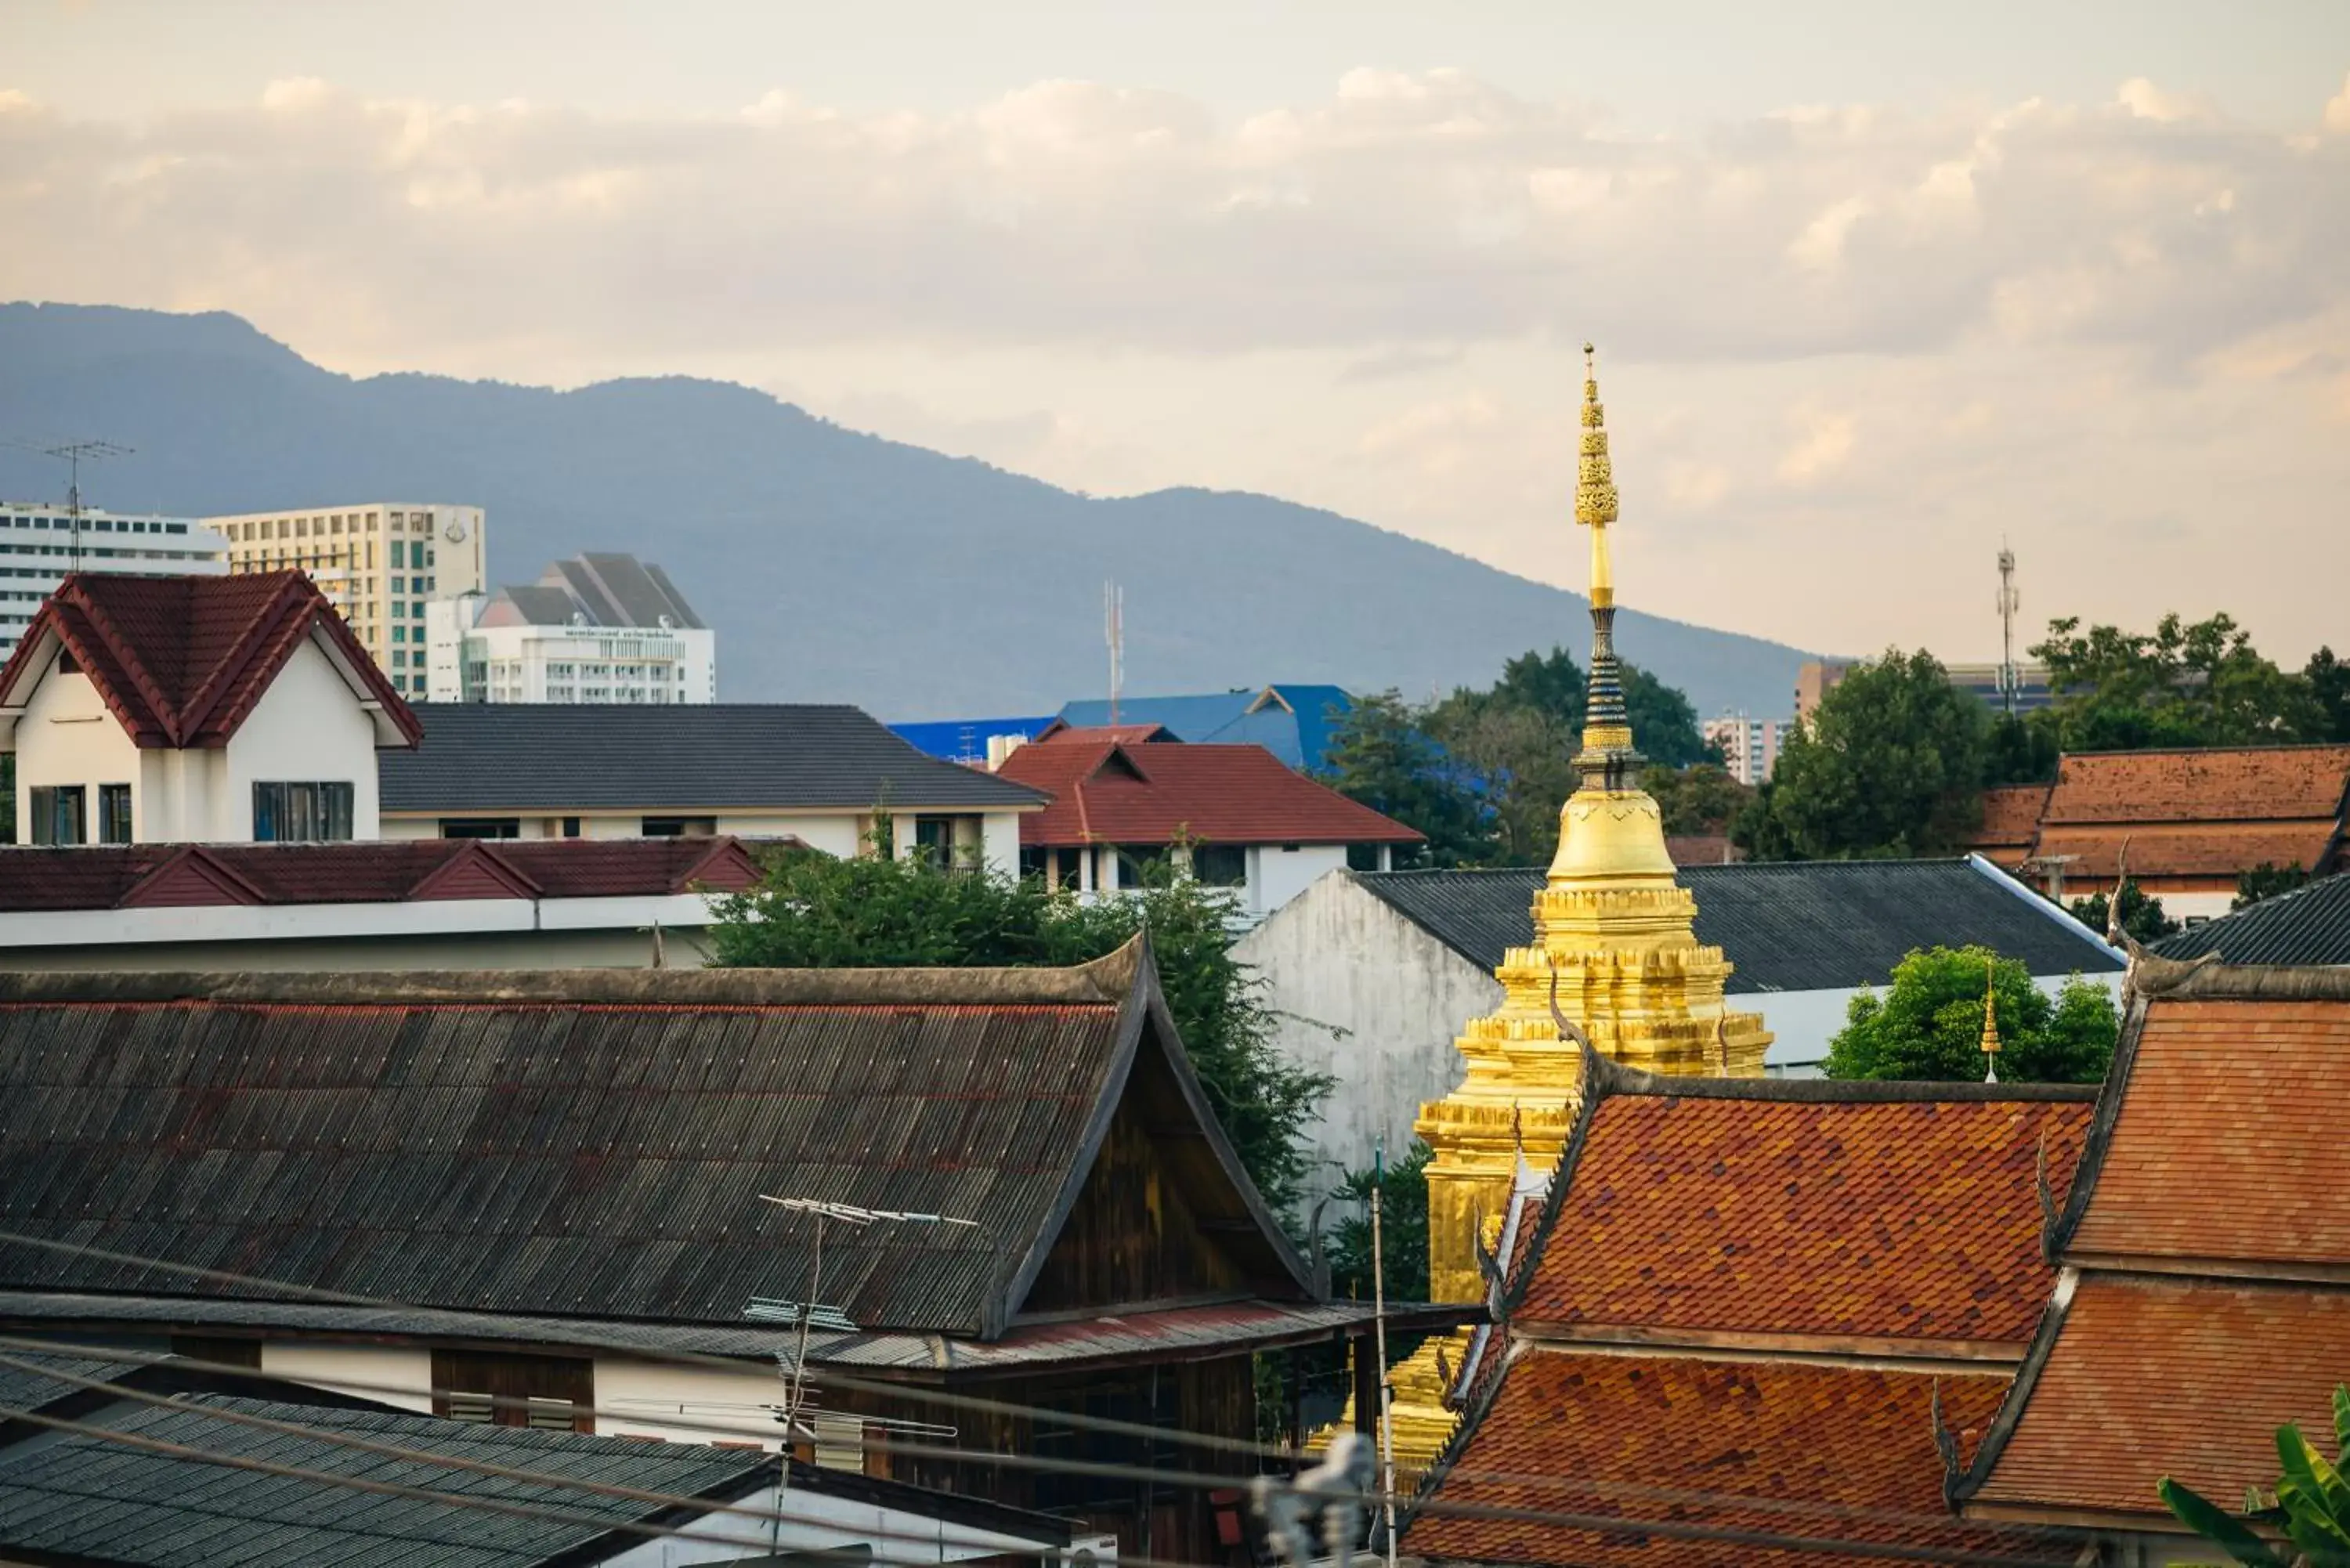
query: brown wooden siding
430 1348 595 1433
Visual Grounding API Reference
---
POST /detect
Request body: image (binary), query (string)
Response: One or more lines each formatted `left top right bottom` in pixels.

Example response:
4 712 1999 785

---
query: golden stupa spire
1979 956 2003 1083
1573 344 1640 788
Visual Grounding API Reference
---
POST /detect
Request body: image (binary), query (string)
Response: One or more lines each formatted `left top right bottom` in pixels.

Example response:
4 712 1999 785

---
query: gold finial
1571 343 1637 779
1979 957 2002 1082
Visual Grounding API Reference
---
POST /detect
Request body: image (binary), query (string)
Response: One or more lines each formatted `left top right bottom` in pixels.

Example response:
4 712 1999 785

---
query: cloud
1777 407 1856 484
2327 71 2350 135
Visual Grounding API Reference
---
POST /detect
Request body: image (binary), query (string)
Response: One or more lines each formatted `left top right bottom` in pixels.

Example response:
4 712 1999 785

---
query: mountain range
0 303 1812 719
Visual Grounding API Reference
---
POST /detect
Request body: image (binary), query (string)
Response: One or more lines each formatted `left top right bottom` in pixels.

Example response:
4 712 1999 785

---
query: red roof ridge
667 836 764 894
118 845 270 909
411 840 544 901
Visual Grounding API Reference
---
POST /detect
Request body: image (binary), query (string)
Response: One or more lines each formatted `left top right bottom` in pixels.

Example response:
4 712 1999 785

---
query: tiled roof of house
1515 1071 2095 1349
0 570 418 748
1957 962 2350 1530
994 740 1423 847
1354 858 2119 994
1967 1274 2350 1519
2041 744 2350 825
382 703 1047 813
2032 822 2342 879
2063 995 2350 1269
0 942 1311 1341
1055 684 1354 771
0 836 764 912
2150 870 2350 966
1403 1355 2057 1567
1034 722 1173 746
1969 783 2051 863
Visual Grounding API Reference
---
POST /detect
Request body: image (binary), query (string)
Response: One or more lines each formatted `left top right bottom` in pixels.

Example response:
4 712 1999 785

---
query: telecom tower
1996 542 2021 717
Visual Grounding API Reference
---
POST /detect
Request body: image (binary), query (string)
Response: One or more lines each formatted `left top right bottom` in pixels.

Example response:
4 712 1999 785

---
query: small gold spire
1979 957 2003 1083
1572 344 1639 782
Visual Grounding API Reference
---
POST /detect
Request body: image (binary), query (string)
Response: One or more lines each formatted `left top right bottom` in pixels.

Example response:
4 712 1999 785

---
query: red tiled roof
2033 822 2341 880
1969 1274 2350 1519
0 837 762 912
1517 1088 2092 1348
1969 784 2050 859
2069 996 2350 1270
994 740 1423 847
1034 722 1173 746
1405 1353 2058 1566
2042 745 2350 826
0 571 420 749
1662 833 1741 865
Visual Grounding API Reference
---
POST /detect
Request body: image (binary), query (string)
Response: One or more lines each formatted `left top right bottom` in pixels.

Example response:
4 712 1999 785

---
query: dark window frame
439 817 521 840
29 784 86 846
251 781 356 843
98 782 133 844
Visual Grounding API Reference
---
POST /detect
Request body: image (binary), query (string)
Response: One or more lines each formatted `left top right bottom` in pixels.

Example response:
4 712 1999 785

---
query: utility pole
1369 1138 1397 1568
1996 541 2020 717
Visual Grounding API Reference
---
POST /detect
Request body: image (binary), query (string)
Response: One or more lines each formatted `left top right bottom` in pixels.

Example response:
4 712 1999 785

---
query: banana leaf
2160 1476 2290 1566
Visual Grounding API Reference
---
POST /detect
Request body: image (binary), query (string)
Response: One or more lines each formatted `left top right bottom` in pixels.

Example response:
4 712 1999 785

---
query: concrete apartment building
0 502 226 649
1795 656 2055 724
425 551 715 703
1700 711 1784 784
204 501 487 698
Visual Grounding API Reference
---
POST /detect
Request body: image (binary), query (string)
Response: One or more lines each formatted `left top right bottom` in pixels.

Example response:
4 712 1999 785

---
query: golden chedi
1332 346 1771 1472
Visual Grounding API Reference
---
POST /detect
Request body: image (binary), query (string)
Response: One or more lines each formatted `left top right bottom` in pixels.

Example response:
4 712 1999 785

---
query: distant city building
1701 712 1784 785
1793 656 2054 724
204 502 488 698
0 501 226 649
425 552 714 705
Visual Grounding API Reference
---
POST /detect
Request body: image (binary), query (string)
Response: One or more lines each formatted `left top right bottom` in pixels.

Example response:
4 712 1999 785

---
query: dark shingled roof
1354 858 2121 992
383 703 1047 813
0 944 1311 1342
0 1392 772 1568
2152 871 2350 967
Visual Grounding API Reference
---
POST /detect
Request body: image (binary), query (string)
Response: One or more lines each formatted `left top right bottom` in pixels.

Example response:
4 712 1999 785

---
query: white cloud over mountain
0 67 2344 665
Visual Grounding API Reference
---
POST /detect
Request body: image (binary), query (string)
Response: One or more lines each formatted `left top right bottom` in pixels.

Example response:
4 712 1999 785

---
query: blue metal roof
884 714 1056 764
1055 685 1354 771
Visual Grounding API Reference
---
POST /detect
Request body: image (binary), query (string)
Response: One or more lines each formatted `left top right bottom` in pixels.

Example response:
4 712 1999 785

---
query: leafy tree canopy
2068 883 2182 945
2030 611 2325 751
1320 691 1497 869
1643 761 1753 838
2236 863 2312 912
710 846 1331 1213
1325 1140 1431 1306
1735 649 1988 861
2307 645 2350 743
1824 945 2118 1085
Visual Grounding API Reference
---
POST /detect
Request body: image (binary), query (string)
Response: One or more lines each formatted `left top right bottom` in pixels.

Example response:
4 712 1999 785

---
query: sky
3 0 2348 667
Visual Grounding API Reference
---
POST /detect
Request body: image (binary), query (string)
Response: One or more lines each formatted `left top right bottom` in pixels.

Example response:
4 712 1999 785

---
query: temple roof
2151 869 2350 966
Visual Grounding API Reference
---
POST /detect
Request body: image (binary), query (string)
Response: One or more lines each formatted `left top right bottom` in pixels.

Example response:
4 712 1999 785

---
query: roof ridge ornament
1979 957 2002 1084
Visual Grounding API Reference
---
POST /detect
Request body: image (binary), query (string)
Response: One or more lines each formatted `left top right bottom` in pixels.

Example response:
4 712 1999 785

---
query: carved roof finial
1572 344 1641 784
1979 956 2003 1084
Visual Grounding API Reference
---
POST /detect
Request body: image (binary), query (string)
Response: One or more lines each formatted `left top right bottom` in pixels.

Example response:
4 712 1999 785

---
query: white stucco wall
260 1342 436 1414
14 662 143 840
1235 870 1495 1197
381 810 934 856
222 636 385 840
594 1355 790 1447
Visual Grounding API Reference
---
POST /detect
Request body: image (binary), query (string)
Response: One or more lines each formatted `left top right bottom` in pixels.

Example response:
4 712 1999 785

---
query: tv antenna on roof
2 437 134 574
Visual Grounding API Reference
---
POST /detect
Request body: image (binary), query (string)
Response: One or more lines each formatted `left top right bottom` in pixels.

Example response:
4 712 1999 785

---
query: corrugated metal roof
2152 871 2350 966
0 1391 768 1568
1056 685 1354 771
385 704 1047 813
1353 858 2121 993
0 970 1131 1335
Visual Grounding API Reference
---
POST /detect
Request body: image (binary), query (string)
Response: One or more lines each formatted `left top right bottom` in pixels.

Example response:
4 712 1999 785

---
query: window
390 541 407 569
640 816 717 838
392 625 406 643
29 785 85 846
562 817 581 839
99 783 132 844
431 1349 591 1434
441 818 521 840
1195 844 1247 887
912 815 971 866
1114 844 1169 888
251 781 355 842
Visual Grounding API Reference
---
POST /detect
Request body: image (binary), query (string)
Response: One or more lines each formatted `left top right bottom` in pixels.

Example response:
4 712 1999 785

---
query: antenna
1104 580 1124 726
1996 540 2020 717
2 439 135 575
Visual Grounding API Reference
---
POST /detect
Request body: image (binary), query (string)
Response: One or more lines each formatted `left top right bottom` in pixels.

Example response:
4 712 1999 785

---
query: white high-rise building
1702 712 1786 786
0 503 228 651
204 503 488 699
426 553 715 705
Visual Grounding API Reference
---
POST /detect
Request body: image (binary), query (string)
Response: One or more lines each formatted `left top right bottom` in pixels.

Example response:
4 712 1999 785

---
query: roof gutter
1965 852 2127 967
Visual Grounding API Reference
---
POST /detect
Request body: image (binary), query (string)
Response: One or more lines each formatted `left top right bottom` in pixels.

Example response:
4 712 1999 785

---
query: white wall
14 661 143 841
1236 871 1493 1195
1246 844 1350 920
980 811 1021 879
224 636 385 840
598 1480 1097 1567
260 1342 436 1414
594 1355 790 1447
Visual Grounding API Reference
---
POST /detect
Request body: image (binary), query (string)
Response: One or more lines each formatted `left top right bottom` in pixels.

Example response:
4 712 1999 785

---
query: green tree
2236 864 2313 912
2033 612 2324 751
1824 946 2118 1084
1325 1141 1431 1306
1985 712 2060 786
2070 884 2182 945
1321 691 1496 868
2307 647 2350 743
1642 762 1753 838
1420 699 1578 867
1473 645 1715 768
2160 1386 2350 1566
710 845 1332 1212
1737 650 1989 861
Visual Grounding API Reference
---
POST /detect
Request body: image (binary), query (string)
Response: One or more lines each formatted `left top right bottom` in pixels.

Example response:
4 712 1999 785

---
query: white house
1235 854 2126 1191
0 570 419 844
381 702 1046 873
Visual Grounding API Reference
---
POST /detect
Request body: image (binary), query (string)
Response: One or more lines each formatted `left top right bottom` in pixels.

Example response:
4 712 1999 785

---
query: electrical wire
0 1230 2081 1560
